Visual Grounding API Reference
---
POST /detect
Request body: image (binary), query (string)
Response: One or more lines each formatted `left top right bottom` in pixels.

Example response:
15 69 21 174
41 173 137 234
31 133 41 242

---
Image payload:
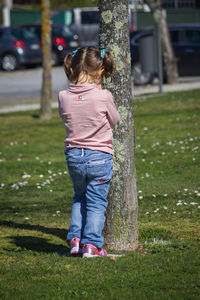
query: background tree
99 0 138 251
40 0 52 120
144 0 179 84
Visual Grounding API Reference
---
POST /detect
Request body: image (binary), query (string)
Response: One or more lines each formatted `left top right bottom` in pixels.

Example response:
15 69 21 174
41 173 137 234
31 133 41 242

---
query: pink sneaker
70 237 81 255
82 244 107 258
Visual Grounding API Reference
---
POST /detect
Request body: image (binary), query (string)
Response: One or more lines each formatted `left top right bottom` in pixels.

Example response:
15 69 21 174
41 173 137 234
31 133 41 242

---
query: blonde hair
64 46 115 84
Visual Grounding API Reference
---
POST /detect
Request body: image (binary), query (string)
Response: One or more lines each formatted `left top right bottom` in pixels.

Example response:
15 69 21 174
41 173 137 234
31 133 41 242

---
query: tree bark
145 0 179 84
40 0 52 120
99 0 138 251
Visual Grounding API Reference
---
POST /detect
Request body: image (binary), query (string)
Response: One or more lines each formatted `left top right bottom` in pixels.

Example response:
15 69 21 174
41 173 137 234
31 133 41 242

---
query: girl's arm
106 91 120 128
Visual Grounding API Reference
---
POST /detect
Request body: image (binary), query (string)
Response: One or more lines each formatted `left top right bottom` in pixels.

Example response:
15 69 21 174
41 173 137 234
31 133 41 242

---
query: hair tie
72 48 79 57
100 49 106 59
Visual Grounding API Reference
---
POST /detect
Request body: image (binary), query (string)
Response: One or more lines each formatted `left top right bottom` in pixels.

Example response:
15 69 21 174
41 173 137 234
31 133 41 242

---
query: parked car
0 26 42 71
21 24 79 65
130 24 200 85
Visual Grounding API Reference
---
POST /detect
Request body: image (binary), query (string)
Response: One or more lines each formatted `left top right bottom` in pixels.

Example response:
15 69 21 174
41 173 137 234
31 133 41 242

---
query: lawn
0 89 199 300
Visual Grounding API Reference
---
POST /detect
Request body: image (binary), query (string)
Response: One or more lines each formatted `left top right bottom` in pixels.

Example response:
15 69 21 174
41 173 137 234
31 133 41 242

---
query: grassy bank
0 89 200 299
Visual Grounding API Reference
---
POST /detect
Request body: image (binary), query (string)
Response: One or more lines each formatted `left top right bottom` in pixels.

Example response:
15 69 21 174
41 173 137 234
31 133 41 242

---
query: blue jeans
65 148 113 248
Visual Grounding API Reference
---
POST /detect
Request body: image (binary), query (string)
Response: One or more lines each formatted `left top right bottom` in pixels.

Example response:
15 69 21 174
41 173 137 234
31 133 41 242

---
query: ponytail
64 53 73 80
102 51 115 78
63 47 115 84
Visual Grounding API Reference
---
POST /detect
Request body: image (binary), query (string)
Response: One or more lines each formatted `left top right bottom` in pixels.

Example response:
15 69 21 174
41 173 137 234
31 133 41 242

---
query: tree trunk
145 0 179 84
99 0 138 251
40 0 52 120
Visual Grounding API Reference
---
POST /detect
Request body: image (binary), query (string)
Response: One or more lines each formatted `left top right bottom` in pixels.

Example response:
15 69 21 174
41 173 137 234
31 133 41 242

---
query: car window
81 11 100 24
185 30 200 44
64 10 74 26
26 26 41 37
170 30 179 43
52 26 72 37
11 28 38 40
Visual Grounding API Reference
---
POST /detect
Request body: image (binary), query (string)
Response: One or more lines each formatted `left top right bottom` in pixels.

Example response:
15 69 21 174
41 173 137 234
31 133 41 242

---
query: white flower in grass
177 202 182 206
192 146 199 151
144 127 148 131
56 210 60 214
161 152 166 155
22 173 31 179
142 158 146 162
48 170 52 174
25 217 30 220
58 172 62 175
142 149 147 154
39 174 44 178
64 171 68 174
49 190 53 192
192 158 196 161
173 211 176 214
163 194 168 197
145 173 150 178
33 204 38 207
37 186 41 189
0 183 5 189
150 161 154 165
197 193 200 197
198 206 200 209
139 196 143 200
138 190 142 194
152 194 157 198
190 202 198 205
53 173 56 177
36 156 40 160
145 211 150 215
163 206 168 210
174 150 178 154
48 161 52 165
11 184 19 190
154 208 159 213
184 202 188 205
184 188 188 192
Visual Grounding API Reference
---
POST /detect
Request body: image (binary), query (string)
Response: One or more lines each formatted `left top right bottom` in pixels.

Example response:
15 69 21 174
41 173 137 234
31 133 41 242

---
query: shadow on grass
9 235 69 254
0 220 71 255
0 220 68 241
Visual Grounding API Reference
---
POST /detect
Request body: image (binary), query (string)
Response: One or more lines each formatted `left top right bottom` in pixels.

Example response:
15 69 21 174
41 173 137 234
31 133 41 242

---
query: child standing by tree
58 46 120 258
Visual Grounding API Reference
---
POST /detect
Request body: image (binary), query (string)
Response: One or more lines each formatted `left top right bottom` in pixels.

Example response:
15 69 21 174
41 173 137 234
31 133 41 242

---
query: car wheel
52 51 60 66
132 62 154 86
1 53 19 71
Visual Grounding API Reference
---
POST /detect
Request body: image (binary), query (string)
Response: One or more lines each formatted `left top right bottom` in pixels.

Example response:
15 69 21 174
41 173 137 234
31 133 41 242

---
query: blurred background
0 0 200 112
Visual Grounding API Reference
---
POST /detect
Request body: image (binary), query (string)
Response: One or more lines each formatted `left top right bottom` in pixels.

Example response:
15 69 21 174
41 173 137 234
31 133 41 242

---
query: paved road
0 66 68 100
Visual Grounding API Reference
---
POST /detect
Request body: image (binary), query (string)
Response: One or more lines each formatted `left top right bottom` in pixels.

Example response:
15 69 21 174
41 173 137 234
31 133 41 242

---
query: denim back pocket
87 158 113 181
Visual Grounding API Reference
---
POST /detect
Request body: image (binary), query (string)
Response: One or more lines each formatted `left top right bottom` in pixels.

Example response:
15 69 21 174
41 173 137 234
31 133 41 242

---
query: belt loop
81 148 84 157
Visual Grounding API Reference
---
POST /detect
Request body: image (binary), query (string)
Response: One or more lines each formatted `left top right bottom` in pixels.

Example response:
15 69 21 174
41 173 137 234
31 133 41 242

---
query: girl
58 46 120 258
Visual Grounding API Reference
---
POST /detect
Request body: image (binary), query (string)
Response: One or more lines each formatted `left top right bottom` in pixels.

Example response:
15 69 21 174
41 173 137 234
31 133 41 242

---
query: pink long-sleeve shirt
58 83 120 154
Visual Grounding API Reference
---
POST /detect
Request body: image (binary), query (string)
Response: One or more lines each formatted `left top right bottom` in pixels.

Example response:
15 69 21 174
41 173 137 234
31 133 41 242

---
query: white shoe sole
82 253 100 258
70 246 80 255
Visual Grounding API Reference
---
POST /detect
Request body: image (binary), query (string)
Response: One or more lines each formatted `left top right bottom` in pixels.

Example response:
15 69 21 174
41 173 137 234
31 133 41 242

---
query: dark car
130 24 200 85
0 26 42 71
21 24 79 65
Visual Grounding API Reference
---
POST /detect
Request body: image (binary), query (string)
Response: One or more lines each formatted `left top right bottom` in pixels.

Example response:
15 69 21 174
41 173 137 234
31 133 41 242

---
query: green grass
0 89 200 299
